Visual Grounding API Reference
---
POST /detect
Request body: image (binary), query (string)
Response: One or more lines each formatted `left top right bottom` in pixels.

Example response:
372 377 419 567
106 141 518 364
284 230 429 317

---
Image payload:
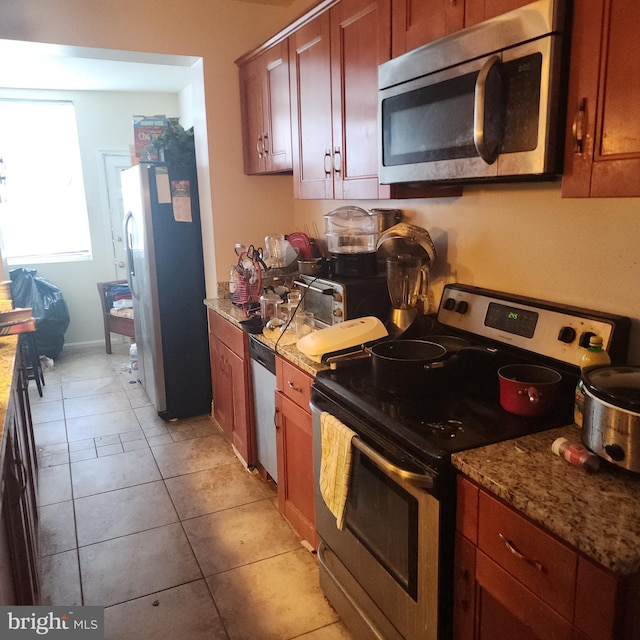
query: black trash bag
10 268 70 359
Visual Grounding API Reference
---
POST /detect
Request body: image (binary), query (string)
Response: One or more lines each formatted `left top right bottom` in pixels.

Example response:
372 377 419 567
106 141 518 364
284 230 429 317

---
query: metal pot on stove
580 366 640 473
324 206 379 276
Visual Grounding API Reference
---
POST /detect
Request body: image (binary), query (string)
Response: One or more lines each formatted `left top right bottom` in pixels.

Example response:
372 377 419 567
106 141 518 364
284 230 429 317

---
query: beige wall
294 185 640 362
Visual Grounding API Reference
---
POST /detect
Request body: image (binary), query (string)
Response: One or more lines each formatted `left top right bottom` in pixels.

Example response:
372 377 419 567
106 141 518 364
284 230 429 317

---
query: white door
102 151 133 280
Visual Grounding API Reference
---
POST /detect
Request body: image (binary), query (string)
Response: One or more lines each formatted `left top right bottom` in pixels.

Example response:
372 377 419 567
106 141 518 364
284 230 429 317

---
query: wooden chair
97 280 135 354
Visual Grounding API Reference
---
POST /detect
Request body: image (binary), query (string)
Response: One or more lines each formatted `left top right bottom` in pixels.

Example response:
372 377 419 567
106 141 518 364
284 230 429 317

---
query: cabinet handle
324 149 332 176
572 98 587 154
287 380 303 393
274 407 280 430
263 132 269 155
333 146 342 173
257 134 264 158
498 533 545 572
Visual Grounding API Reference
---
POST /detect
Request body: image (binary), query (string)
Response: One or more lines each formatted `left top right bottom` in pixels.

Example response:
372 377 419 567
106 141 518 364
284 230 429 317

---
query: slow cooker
580 366 640 473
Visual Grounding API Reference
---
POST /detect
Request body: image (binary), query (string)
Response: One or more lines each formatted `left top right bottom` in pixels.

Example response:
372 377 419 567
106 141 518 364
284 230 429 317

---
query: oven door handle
294 280 336 296
352 436 434 491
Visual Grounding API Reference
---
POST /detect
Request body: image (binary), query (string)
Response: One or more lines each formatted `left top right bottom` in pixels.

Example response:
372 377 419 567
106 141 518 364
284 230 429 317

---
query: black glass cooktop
313 349 577 469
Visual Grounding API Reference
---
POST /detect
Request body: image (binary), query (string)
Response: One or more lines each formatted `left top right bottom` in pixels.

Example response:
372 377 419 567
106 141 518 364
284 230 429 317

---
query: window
0 99 92 264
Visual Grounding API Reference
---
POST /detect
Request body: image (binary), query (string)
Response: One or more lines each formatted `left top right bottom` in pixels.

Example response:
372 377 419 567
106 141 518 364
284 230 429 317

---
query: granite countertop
0 336 20 504
453 424 640 576
205 298 328 376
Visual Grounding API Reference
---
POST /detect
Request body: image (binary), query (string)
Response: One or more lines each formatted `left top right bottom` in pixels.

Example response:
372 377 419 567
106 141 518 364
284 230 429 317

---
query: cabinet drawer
476 551 573 640
478 491 577 620
276 357 312 411
208 309 245 357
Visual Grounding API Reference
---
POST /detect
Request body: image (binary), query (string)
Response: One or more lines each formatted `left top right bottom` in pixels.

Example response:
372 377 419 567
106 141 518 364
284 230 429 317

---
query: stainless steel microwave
378 0 567 184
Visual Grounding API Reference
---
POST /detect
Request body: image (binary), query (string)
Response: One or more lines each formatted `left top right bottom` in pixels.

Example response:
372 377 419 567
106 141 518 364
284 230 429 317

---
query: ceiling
0 41 198 93
0 0 299 93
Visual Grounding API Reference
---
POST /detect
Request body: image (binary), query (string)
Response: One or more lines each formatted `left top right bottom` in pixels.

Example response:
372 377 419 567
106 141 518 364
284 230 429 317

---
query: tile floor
33 341 353 640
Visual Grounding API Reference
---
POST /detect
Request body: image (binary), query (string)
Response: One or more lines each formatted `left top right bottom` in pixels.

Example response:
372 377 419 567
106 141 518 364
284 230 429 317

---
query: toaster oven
294 274 390 328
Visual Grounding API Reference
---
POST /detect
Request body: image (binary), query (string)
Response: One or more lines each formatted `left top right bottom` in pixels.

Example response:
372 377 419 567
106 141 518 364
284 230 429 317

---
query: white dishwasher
248 335 278 482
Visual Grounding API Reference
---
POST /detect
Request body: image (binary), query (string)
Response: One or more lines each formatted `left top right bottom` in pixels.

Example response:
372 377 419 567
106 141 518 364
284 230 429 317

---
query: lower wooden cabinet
207 310 254 466
274 357 317 549
1 340 40 605
455 475 640 640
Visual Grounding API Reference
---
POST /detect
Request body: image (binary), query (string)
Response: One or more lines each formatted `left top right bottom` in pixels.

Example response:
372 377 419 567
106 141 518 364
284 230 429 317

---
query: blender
386 255 429 334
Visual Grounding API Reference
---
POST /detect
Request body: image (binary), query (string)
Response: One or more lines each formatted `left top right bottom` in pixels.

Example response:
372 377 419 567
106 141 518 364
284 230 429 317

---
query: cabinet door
454 532 476 640
274 389 317 548
213 338 253 465
290 12 334 199
563 0 640 197
239 56 267 175
331 0 392 199
210 334 234 442
464 0 531 26
263 40 292 173
239 41 292 175
391 0 464 56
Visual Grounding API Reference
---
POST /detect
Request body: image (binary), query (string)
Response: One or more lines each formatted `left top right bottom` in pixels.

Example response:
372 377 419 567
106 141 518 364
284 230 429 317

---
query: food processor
324 206 380 276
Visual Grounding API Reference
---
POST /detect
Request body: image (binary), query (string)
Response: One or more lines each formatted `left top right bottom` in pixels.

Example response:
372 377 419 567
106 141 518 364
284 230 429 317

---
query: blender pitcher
386 255 429 333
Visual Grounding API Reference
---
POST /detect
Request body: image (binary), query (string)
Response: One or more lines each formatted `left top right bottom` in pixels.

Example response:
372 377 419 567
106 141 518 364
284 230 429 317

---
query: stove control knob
455 300 469 314
333 308 343 318
443 297 456 311
579 331 596 348
605 443 625 461
558 326 577 344
333 292 343 303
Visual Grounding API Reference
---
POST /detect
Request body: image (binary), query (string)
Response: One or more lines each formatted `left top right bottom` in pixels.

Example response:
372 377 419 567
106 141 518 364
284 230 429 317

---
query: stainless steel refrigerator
122 162 211 419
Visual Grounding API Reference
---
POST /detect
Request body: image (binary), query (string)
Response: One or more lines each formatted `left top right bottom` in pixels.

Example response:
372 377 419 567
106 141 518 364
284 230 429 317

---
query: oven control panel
437 284 631 367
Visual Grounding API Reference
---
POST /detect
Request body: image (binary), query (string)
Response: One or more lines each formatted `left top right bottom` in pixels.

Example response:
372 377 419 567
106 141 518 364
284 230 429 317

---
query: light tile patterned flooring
34 341 353 640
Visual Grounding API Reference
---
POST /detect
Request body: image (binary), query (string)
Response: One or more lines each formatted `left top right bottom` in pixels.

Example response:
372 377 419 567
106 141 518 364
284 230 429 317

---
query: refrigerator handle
124 211 137 298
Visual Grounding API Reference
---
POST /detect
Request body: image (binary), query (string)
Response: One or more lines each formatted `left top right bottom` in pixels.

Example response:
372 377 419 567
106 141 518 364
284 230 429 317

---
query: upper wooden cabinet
464 0 531 27
238 40 292 175
391 0 464 56
391 0 530 56
562 0 640 197
290 0 392 200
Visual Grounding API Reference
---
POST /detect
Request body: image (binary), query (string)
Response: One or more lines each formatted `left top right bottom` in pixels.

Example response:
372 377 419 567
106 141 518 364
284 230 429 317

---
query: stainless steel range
310 283 630 640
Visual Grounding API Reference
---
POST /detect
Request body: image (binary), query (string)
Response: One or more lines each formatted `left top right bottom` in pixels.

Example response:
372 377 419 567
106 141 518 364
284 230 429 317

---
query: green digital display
485 302 538 338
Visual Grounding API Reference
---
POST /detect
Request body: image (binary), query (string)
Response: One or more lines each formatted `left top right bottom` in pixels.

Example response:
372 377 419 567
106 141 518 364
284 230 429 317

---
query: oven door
378 36 559 184
295 277 339 328
311 393 441 640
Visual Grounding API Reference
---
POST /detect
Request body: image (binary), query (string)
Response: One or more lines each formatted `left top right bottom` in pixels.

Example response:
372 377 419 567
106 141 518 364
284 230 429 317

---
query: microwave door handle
474 55 502 165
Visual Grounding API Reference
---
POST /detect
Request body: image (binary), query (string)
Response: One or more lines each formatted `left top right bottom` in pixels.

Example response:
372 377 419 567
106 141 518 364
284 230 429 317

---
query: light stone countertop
452 424 640 576
204 298 327 376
